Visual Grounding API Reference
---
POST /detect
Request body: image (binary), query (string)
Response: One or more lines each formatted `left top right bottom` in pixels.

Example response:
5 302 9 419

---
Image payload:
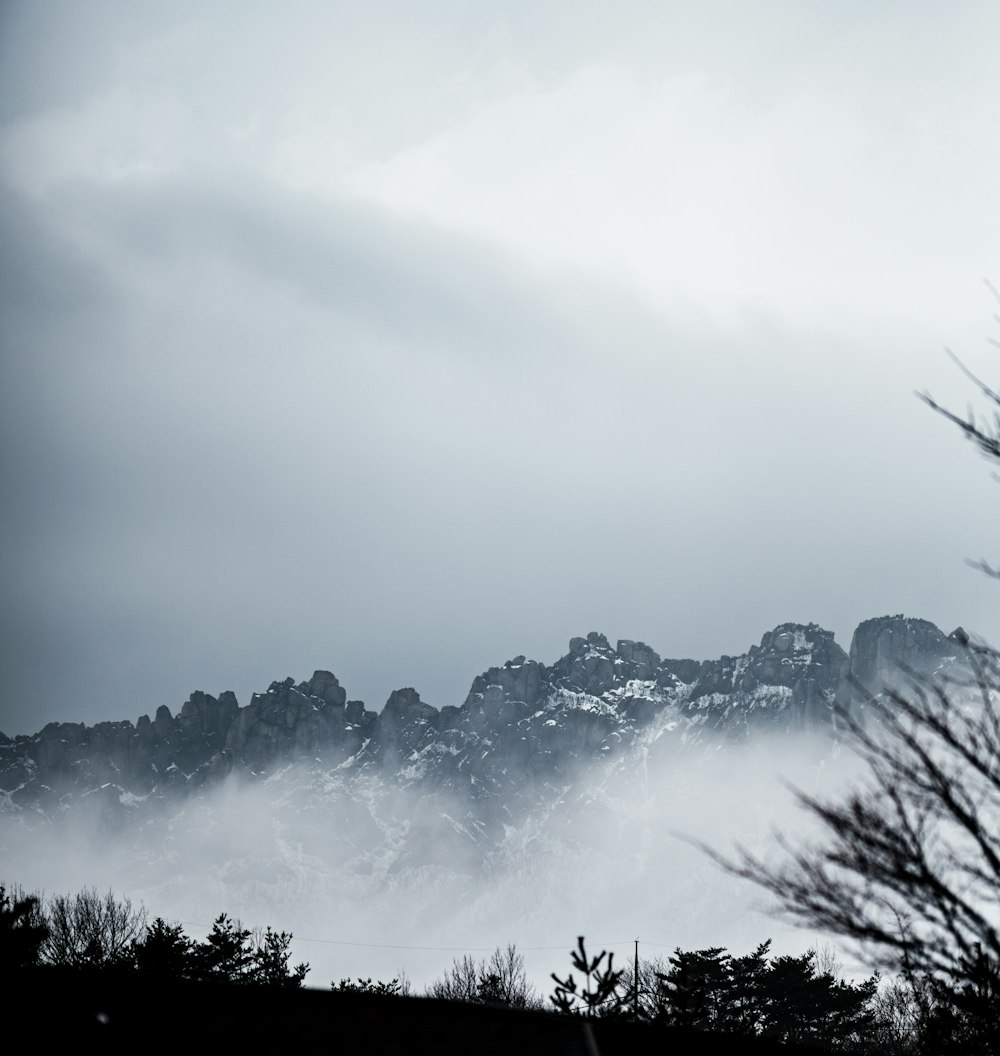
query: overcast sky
1 1 998 735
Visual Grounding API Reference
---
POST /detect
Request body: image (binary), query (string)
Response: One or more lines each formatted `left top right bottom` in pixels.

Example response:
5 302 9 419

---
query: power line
176 920 659 953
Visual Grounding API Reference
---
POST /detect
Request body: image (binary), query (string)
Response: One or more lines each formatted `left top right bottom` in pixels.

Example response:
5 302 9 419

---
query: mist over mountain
2 5 997 1024
0 613 963 822
0 613 967 987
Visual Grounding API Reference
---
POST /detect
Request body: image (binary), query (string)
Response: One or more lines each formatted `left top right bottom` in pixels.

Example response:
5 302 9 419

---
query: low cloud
0 728 864 990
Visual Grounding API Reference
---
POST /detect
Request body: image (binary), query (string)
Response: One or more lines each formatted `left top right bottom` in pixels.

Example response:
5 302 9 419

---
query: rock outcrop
848 616 961 701
0 615 968 823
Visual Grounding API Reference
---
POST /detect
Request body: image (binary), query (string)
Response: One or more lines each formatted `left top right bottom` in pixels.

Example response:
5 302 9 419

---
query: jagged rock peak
383 687 437 716
848 615 955 699
568 631 612 655
759 621 836 648
300 670 347 707
616 639 661 672
554 632 619 695
753 623 849 680
179 690 239 737
0 614 972 825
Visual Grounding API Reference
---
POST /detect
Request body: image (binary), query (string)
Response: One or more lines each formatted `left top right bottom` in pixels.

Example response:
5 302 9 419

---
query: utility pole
634 939 640 1021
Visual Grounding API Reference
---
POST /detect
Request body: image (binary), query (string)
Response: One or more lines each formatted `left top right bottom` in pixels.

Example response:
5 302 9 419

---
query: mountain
0 614 972 985
0 614 964 830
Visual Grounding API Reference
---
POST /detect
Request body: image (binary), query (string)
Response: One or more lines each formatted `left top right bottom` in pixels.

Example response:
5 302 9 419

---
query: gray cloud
0 729 863 989
1 4 999 735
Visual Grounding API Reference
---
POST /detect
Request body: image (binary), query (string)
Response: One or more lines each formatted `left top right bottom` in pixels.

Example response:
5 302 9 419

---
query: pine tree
195 914 254 982
250 926 308 988
133 917 195 980
643 940 877 1046
722 941 771 1036
654 947 730 1030
550 936 624 1018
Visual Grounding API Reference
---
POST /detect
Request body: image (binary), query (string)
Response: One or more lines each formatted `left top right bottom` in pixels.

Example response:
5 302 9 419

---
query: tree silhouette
194 914 254 982
715 286 1000 1051
334 976 406 996
550 936 624 1018
0 883 48 971
427 945 538 1008
644 940 876 1046
655 946 731 1031
133 916 194 979
42 887 146 969
918 277 1000 580
248 926 309 988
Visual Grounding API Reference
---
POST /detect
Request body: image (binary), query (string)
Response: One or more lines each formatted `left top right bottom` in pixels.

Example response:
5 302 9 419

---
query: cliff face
848 616 962 701
0 615 967 822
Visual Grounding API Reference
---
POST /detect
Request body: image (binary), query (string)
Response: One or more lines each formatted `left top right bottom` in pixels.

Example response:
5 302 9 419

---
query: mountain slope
0 615 963 826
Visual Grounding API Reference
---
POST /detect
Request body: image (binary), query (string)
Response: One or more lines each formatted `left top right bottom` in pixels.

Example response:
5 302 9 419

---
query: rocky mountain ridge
0 615 965 825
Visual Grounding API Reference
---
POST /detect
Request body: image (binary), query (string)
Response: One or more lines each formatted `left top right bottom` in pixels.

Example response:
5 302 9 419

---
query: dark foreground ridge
0 615 965 820
5 970 834 1056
